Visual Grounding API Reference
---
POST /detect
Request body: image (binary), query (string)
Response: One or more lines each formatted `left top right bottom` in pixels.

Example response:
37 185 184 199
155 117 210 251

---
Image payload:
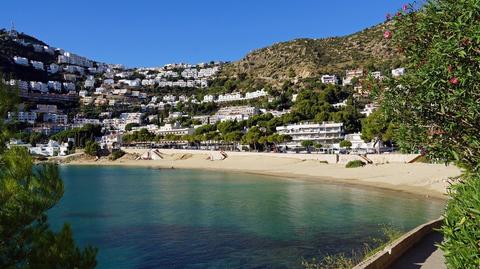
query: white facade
203 95 214 103
85 79 95 88
13 56 29 66
8 111 37 124
48 64 60 74
30 82 48 93
361 103 378 117
392 68 405 77
30 60 44 70
276 122 344 146
245 89 268 99
217 92 242 103
29 140 69 157
343 69 364 86
63 82 76 91
321 75 339 85
344 133 381 154
43 113 68 125
152 123 194 136
48 81 62 92
119 113 143 125
58 52 93 68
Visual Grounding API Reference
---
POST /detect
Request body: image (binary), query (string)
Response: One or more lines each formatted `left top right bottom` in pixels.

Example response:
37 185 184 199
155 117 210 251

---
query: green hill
220 22 400 89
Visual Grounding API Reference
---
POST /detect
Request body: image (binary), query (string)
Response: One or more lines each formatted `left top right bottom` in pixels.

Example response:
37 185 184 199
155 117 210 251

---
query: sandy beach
58 149 462 200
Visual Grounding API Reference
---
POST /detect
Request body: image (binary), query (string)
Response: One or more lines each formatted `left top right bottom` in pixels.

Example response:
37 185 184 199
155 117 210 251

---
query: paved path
390 232 446 269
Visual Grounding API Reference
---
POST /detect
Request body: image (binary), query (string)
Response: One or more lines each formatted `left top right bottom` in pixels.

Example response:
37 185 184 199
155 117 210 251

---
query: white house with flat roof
392 67 405 77
8 111 37 124
321 75 339 85
276 122 344 147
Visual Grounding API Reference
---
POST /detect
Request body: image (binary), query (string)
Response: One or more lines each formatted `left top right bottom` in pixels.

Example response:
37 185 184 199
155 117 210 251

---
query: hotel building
276 122 345 147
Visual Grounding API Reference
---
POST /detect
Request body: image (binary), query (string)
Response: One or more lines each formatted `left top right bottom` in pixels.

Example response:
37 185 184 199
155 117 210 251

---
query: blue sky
2 1 407 67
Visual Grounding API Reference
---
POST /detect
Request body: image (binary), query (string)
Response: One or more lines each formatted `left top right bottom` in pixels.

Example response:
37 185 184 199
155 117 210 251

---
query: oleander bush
381 0 480 267
345 160 366 168
440 173 480 268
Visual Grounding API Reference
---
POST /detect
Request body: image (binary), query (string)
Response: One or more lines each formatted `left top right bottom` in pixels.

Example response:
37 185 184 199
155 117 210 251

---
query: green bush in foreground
345 160 366 168
381 0 480 267
440 173 480 268
302 225 402 268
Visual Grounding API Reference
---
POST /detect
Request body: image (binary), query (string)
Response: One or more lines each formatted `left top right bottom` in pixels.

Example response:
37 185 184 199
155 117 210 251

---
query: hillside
220 22 400 88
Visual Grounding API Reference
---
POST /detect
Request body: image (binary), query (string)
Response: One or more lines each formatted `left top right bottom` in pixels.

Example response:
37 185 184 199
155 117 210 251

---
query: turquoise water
48 166 444 269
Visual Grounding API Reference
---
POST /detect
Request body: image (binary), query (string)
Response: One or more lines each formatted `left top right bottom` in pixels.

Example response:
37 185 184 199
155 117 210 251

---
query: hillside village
0 27 405 158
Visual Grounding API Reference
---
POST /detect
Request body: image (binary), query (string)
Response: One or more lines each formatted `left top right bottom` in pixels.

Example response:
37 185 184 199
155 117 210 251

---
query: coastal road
390 231 446 269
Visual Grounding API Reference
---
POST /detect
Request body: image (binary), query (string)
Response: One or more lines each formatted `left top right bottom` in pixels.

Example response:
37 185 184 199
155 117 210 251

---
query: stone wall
122 148 419 164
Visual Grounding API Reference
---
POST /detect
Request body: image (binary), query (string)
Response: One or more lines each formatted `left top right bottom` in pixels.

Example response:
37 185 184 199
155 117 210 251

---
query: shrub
381 1 480 265
345 160 366 168
339 140 352 149
84 140 100 157
110 149 126 161
440 173 480 268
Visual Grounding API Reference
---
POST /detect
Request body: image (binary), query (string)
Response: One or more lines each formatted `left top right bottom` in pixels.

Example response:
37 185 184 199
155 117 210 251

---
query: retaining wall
353 218 444 269
122 148 419 164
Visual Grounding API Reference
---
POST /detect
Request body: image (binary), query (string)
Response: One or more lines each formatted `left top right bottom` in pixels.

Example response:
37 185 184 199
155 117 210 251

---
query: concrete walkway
390 232 446 269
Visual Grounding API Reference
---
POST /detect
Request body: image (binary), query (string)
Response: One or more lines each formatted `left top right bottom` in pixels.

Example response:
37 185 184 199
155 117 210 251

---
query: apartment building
276 122 345 147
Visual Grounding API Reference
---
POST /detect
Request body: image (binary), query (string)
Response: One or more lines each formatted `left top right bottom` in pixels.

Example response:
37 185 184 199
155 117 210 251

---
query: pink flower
403 4 408 11
384 31 392 39
386 13 392 21
449 77 459 85
396 12 402 17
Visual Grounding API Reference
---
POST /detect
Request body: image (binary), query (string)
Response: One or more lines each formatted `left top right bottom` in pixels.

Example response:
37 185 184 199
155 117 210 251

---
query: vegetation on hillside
221 22 402 90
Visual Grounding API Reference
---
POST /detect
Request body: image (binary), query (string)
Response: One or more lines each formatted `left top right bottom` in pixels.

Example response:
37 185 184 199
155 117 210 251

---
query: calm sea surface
48 166 444 269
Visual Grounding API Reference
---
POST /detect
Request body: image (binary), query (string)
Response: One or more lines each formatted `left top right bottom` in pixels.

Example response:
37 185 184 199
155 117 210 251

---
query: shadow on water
63 212 115 219
95 223 372 269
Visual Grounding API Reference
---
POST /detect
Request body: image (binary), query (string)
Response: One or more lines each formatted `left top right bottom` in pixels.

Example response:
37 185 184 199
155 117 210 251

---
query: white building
85 78 95 88
29 140 69 157
43 113 68 125
152 123 194 136
73 117 101 127
321 75 339 85
8 111 37 124
48 81 62 92
34 104 58 113
48 64 60 74
343 69 364 86
30 82 48 93
101 133 123 149
58 52 93 68
245 89 268 99
163 95 176 102
63 82 76 91
344 133 381 154
361 103 378 117
13 56 29 66
392 68 405 77
119 113 143 125
333 99 348 109
214 106 260 122
217 92 242 103
30 60 44 70
276 122 345 147
371 71 382 79
78 90 88 98
203 95 215 103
